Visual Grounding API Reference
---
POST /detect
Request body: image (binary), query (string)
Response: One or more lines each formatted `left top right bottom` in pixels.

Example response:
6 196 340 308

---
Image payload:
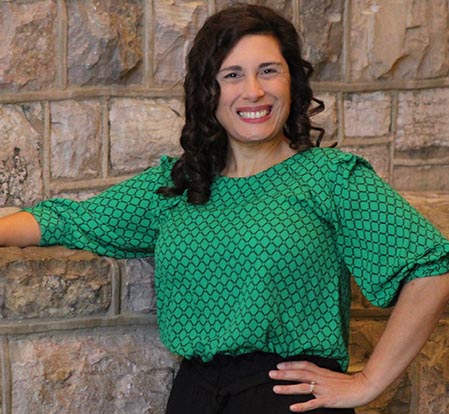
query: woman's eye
223 72 240 79
260 68 278 78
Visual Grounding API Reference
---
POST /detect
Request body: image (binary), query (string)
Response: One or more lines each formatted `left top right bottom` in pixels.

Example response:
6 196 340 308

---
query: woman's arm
0 211 41 247
269 272 449 411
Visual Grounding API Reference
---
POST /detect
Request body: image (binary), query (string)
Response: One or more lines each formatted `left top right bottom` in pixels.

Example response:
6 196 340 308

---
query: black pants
165 352 356 414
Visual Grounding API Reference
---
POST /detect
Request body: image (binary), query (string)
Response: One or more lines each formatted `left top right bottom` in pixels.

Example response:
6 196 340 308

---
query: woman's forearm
360 272 449 398
0 211 41 247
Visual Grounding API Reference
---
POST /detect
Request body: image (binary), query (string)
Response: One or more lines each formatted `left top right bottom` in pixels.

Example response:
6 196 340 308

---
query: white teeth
238 109 270 119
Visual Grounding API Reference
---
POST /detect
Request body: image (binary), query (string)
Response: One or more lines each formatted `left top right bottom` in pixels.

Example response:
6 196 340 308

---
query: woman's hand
268 361 379 412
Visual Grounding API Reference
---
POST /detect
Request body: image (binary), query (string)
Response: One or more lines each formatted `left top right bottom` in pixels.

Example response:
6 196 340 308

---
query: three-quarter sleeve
23 156 179 259
328 153 449 308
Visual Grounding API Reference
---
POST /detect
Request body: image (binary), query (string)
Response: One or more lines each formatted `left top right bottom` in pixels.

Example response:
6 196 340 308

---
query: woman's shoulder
132 155 178 187
294 147 374 178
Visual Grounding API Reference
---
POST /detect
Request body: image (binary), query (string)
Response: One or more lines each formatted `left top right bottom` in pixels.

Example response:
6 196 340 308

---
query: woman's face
215 34 291 148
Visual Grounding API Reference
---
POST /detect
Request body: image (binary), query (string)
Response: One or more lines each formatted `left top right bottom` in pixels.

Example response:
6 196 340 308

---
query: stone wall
0 0 448 413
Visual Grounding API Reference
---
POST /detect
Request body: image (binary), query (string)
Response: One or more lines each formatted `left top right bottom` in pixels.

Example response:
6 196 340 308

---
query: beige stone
0 0 56 91
0 104 43 206
350 0 449 80
0 247 112 319
109 98 183 174
153 0 208 86
216 0 293 18
9 326 179 414
344 92 391 137
67 0 143 85
396 89 449 153
393 165 449 192
50 100 102 180
299 0 344 81
119 257 156 314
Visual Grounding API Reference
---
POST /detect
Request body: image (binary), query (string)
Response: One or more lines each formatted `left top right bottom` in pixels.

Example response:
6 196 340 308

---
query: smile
237 108 271 119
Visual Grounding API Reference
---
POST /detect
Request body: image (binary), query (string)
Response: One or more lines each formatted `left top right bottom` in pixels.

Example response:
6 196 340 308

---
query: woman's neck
221 138 297 178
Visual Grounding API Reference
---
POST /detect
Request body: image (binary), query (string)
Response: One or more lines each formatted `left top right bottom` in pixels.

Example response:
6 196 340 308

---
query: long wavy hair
157 4 324 204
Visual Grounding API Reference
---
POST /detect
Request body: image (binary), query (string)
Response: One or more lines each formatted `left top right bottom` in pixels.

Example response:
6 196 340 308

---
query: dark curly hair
157 4 324 204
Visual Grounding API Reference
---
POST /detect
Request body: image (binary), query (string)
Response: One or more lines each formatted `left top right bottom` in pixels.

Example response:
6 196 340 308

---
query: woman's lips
236 105 272 121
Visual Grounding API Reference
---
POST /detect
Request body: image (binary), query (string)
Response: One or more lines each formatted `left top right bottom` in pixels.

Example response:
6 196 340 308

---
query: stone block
350 0 449 81
0 247 113 320
109 98 183 174
0 0 56 91
153 0 208 86
344 92 392 137
67 0 144 86
396 89 449 156
216 0 293 18
0 104 43 207
299 0 344 81
393 165 449 192
9 326 179 414
50 100 102 180
119 257 156 314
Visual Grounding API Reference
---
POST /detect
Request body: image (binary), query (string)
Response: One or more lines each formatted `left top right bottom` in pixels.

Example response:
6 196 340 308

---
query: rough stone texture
344 92 392 137
119 257 156 314
50 100 102 180
350 0 449 81
393 165 449 192
153 0 208 86
0 104 43 207
396 89 449 158
216 0 293 18
299 0 344 81
9 326 179 414
0 247 113 320
109 98 183 174
0 0 56 91
67 0 144 86
339 144 390 181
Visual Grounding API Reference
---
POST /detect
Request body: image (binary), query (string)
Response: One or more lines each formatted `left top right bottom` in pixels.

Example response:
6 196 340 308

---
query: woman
1 5 449 414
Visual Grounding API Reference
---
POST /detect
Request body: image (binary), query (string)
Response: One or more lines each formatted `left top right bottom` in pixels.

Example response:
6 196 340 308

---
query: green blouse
26 148 449 370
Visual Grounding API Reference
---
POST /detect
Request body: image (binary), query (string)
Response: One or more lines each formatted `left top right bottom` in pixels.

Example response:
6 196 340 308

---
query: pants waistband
183 351 342 400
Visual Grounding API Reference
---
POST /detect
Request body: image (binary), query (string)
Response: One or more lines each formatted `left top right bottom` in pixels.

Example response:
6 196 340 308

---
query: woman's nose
242 76 265 100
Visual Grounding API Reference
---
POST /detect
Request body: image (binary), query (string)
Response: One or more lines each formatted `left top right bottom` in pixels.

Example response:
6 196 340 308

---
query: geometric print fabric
26 148 449 371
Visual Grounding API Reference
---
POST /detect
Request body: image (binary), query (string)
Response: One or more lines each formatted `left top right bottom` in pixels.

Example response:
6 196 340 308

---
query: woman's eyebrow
259 61 283 68
219 62 283 72
218 65 242 73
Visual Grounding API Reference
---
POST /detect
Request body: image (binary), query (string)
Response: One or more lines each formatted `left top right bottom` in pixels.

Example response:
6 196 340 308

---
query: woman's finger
272 382 315 395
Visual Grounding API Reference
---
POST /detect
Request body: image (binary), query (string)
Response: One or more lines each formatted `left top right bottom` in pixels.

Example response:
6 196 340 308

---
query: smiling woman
1 4 449 414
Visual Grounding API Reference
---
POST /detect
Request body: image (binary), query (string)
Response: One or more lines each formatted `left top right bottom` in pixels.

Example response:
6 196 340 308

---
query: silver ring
309 381 317 394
